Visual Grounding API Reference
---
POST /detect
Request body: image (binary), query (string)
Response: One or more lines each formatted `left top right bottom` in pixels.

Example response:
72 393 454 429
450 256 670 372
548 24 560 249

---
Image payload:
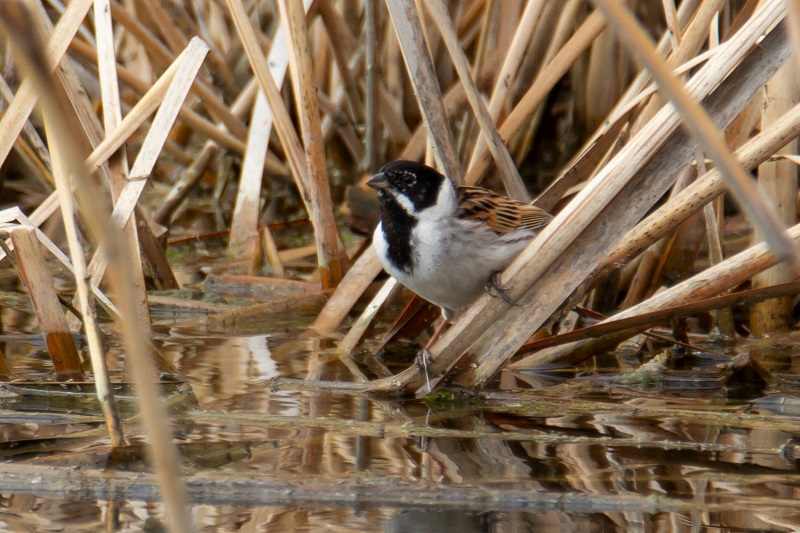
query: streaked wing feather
457 186 552 235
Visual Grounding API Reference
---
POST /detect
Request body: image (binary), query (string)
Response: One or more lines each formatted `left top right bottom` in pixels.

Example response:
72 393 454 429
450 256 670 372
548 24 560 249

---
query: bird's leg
485 271 516 306
425 317 450 348
417 348 432 393
416 315 451 393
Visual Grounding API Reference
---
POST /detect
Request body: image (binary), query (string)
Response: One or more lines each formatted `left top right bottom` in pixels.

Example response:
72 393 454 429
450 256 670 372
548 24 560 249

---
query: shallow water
3 302 800 532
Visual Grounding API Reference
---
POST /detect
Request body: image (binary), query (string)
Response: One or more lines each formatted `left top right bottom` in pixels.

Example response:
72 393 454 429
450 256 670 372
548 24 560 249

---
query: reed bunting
368 160 552 321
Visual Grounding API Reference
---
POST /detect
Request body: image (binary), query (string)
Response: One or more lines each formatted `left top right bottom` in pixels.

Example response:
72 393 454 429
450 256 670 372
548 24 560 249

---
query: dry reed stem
595 0 799 266
515 0 584 160
154 79 260 226
788 1 800 72
104 39 209 248
401 81 468 162
423 0 528 201
319 0 365 125
0 73 52 174
316 1 410 144
228 92 273 260
69 38 281 165
259 225 285 277
625 0 721 135
662 0 681 50
137 0 186 54
10 227 83 377
608 0 800 269
385 0 462 184
225 0 346 289
278 0 347 288
86 37 208 292
698 152 736 337
311 249 383 335
452 8 791 389
335 278 398 363
571 0 701 168
364 0 379 171
318 84 366 163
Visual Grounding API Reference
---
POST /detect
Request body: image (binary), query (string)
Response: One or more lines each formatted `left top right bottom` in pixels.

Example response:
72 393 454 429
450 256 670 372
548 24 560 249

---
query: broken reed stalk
0 2 192 531
311 249 383 335
91 38 210 283
228 91 270 261
225 0 347 289
0 210 119 315
69 37 272 163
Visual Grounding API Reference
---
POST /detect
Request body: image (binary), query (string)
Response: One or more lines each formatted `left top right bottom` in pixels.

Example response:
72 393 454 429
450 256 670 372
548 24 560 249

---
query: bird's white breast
373 214 535 316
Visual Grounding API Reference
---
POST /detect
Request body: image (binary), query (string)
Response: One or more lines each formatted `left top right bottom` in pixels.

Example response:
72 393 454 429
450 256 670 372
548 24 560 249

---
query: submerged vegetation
2 0 800 530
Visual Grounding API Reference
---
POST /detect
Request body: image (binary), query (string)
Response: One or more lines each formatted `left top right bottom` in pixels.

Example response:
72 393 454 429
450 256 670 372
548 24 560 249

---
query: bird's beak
367 172 389 190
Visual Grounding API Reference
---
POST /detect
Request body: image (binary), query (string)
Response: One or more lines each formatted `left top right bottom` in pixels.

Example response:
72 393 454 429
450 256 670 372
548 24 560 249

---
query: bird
368 160 553 325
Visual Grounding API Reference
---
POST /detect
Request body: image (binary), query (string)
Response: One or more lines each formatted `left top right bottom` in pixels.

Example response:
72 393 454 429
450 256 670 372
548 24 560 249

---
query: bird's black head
367 160 446 213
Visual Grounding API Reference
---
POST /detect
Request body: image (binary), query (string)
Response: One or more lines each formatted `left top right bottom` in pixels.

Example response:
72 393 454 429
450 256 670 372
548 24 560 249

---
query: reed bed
1 0 800 528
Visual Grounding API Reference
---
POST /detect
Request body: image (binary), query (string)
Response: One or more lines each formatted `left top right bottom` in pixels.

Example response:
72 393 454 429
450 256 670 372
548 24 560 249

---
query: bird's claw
486 271 516 306
416 348 433 393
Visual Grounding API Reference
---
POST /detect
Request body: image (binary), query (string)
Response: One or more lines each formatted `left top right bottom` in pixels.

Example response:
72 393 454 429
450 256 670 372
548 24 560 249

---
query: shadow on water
3 300 800 532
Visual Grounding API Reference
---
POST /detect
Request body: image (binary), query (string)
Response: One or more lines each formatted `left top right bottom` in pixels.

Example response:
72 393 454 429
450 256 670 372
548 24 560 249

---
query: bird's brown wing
456 186 552 235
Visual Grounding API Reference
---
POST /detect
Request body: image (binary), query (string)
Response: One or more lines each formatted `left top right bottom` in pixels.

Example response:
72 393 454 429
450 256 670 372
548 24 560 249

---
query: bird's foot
485 271 516 306
416 348 433 393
